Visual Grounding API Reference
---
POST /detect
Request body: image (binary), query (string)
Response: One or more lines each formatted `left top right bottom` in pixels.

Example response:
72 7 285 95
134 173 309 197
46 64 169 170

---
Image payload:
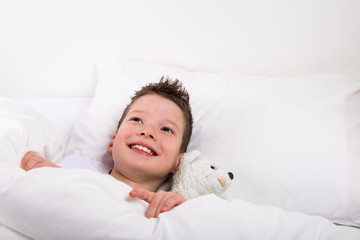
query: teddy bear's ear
182 150 201 164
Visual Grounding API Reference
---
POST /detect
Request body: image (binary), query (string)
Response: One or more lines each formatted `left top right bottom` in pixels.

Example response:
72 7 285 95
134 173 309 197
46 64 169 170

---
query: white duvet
0 167 359 240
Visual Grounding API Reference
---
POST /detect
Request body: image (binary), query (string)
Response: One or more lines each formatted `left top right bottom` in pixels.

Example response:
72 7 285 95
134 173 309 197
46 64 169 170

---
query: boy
21 77 193 219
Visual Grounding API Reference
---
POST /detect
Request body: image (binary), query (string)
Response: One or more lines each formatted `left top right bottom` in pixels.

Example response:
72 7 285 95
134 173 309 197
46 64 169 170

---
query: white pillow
0 97 64 168
20 97 92 143
64 58 360 226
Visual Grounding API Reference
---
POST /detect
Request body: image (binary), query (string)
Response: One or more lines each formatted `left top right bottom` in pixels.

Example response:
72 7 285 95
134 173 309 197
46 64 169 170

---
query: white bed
1 1 360 239
1 58 360 239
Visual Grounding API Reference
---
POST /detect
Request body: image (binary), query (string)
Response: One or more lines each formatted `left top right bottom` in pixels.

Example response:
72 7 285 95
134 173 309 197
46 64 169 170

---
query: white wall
0 0 359 98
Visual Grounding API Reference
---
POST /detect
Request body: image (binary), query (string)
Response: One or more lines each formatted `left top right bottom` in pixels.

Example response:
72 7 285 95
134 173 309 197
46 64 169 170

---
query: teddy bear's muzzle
218 172 234 188
218 178 227 187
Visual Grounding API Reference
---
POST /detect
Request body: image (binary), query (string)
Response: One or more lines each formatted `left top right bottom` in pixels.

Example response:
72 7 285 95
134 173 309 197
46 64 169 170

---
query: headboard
1 0 359 98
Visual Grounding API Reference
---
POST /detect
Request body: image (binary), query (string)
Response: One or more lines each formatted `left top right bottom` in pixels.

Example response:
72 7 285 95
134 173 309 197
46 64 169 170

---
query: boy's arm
129 188 185 218
21 151 60 171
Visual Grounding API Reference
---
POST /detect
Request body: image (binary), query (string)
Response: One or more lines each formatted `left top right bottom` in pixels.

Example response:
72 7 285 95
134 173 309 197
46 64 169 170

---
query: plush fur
171 150 234 200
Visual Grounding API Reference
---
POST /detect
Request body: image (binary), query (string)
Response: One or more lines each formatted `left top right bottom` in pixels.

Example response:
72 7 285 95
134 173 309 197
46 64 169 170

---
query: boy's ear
106 133 117 154
171 153 184 174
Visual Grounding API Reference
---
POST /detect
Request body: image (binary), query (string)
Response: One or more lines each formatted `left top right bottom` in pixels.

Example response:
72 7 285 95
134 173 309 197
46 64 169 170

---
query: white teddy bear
171 150 234 200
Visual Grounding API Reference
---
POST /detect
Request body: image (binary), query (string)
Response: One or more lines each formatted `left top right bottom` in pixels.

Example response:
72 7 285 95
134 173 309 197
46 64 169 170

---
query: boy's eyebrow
128 110 182 132
127 110 142 116
164 119 181 132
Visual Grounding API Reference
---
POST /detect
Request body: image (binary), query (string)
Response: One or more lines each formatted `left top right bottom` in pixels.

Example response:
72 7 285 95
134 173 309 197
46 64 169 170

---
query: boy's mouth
129 144 157 156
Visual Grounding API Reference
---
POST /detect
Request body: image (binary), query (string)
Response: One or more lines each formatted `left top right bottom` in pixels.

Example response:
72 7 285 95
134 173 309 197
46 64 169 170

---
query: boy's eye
131 117 143 124
161 127 174 134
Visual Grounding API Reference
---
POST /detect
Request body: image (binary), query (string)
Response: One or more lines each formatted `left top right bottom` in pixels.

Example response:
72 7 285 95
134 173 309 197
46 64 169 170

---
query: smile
130 144 156 156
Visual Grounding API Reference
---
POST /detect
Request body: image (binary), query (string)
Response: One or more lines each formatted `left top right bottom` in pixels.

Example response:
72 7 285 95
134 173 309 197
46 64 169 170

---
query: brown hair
117 76 193 153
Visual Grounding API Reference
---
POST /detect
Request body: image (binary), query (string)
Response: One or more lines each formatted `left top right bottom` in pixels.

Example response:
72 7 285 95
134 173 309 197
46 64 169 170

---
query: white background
0 0 359 98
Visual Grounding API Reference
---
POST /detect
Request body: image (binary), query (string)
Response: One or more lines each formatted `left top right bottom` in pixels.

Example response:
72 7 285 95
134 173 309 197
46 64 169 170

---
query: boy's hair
117 76 193 153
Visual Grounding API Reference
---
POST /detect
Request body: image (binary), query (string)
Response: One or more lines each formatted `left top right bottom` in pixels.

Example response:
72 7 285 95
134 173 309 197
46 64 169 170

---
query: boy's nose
138 130 157 140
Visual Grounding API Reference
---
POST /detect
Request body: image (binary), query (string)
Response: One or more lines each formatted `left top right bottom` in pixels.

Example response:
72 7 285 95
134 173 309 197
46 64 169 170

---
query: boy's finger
161 193 185 213
31 160 60 170
146 191 166 218
21 151 36 169
129 188 154 203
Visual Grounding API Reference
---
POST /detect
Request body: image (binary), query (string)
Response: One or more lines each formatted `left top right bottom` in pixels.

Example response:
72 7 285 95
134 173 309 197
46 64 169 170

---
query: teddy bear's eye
210 165 216 170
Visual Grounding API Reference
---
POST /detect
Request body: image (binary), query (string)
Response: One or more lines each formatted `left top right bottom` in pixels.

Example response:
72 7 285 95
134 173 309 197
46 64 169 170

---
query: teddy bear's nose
228 172 234 180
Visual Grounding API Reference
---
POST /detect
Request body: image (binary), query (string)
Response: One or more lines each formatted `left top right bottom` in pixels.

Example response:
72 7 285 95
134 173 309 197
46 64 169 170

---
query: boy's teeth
131 145 154 155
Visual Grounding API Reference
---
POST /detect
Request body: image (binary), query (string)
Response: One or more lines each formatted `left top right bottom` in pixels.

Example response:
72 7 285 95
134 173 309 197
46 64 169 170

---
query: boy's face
106 94 185 184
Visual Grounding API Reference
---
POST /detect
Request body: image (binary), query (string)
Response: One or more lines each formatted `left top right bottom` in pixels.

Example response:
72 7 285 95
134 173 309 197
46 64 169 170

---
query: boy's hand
21 151 60 171
129 188 185 218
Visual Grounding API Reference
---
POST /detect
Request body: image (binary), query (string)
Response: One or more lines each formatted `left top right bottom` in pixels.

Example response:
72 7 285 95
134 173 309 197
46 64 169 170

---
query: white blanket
0 167 359 240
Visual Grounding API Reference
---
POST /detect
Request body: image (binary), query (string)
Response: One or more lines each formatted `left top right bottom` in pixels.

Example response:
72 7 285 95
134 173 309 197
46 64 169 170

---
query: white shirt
57 155 112 174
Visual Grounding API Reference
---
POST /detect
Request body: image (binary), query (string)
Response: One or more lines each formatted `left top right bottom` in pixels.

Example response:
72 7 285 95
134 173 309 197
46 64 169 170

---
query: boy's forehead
128 94 185 125
130 94 174 110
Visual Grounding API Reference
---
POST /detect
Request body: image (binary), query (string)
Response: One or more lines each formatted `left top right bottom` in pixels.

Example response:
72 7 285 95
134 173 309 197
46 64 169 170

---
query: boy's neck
109 168 161 192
